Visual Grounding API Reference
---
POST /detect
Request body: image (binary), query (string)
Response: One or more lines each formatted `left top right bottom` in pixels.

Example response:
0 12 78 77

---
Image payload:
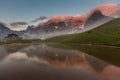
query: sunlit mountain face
40 15 86 28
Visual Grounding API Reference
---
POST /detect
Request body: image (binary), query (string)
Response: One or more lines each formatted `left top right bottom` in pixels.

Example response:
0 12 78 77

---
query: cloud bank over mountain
37 3 119 28
0 3 119 40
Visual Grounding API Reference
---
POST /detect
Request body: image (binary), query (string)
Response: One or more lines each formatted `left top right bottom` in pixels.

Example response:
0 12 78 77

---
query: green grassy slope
45 18 120 46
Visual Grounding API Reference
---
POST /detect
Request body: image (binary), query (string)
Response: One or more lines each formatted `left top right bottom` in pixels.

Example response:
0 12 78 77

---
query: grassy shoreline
45 42 120 49
0 39 42 45
1 39 120 49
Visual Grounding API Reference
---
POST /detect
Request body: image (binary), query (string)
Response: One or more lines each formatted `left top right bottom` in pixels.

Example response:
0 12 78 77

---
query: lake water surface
0 44 120 80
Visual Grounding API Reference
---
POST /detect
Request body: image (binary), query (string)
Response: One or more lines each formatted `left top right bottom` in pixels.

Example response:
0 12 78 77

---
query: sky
0 0 119 31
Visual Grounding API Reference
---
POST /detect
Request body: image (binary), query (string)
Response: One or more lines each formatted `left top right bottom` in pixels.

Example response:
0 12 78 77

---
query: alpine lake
0 43 120 80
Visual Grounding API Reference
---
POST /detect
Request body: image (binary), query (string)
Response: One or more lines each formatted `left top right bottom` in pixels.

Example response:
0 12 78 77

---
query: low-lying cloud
32 16 48 23
9 22 28 31
10 22 28 26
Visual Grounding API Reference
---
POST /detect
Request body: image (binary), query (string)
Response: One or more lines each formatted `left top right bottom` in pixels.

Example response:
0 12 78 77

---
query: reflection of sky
0 44 120 80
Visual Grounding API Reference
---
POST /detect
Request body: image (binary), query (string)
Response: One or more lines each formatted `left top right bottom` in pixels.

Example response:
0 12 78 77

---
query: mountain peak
88 10 105 19
0 23 10 31
92 10 103 15
85 10 110 27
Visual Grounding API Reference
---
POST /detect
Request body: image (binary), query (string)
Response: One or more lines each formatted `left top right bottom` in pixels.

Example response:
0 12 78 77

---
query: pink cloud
50 15 72 21
91 3 119 18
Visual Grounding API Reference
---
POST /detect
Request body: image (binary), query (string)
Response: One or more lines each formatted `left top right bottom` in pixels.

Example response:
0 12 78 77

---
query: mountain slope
0 24 12 39
0 24 26 40
84 10 111 27
45 18 120 46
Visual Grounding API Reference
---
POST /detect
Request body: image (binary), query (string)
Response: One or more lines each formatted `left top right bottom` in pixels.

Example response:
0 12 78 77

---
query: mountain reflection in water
0 44 120 80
